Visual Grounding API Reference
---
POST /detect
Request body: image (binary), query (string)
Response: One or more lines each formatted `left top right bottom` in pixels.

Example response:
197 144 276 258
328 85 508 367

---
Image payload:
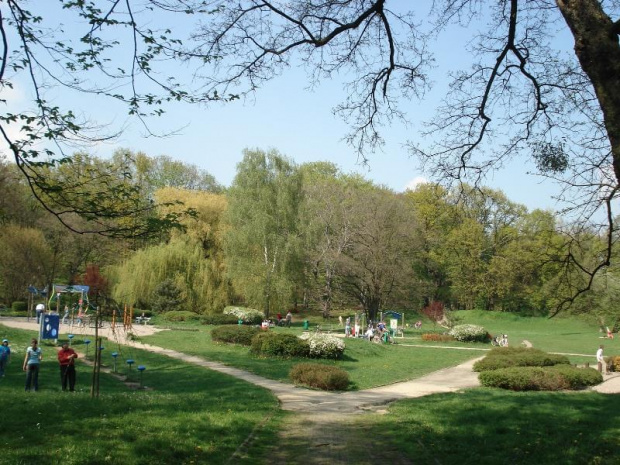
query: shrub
299 333 345 359
549 365 603 389
289 363 349 390
12 301 27 312
448 324 488 342
606 355 620 372
160 311 200 322
201 314 240 325
211 325 260 346
250 332 310 358
223 306 264 325
473 347 570 372
421 333 455 342
479 366 602 391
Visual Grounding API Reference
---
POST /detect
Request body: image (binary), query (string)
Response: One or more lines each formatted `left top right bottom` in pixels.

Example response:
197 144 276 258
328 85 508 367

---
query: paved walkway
1 317 618 409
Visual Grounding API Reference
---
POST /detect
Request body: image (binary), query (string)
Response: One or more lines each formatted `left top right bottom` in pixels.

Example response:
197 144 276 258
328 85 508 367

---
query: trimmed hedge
161 311 201 322
479 365 602 391
473 347 570 372
289 363 349 390
421 333 455 342
250 332 310 358
201 314 241 325
211 325 260 346
12 301 27 312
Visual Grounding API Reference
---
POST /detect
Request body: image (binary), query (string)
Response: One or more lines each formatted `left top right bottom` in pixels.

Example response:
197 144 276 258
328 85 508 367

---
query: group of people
0 338 78 392
363 321 392 343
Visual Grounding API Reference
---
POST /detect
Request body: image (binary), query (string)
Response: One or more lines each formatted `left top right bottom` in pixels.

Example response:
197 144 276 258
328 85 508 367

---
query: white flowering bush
223 306 264 324
449 324 488 342
299 333 345 359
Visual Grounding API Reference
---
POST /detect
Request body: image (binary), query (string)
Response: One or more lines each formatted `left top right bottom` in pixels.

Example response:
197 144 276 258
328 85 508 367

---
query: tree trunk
556 0 620 183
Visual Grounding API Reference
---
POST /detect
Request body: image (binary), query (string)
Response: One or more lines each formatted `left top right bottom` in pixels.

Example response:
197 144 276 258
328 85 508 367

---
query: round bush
11 301 27 312
160 310 200 322
479 365 602 391
448 324 488 342
250 332 310 358
473 347 570 372
606 355 620 372
299 333 345 359
211 325 260 346
201 314 240 325
223 306 264 324
289 363 349 390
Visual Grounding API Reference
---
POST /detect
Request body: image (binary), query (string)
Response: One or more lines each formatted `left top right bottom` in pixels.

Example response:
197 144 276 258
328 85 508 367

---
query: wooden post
90 306 100 398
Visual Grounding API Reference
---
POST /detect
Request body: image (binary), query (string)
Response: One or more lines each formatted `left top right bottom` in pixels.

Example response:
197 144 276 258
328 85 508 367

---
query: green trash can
303 320 309 330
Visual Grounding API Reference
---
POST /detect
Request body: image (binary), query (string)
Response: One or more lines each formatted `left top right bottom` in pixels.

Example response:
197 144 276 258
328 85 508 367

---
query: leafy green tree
0 224 52 302
224 149 303 317
151 279 184 313
299 163 367 317
112 188 231 313
337 186 418 322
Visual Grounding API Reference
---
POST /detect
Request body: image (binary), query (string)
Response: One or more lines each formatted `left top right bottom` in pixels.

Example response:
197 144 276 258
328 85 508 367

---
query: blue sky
3 1 573 213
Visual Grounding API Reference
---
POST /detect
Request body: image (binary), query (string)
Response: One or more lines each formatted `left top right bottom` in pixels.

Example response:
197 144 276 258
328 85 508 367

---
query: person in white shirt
596 345 605 373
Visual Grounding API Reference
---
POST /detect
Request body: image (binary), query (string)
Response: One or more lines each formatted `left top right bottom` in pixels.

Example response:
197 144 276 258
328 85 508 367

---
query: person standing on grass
23 338 42 391
596 345 605 374
285 310 292 328
57 342 78 391
345 317 351 337
0 339 11 377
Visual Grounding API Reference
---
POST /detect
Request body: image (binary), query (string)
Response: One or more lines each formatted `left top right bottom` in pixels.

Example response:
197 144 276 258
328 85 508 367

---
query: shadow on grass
362 388 620 465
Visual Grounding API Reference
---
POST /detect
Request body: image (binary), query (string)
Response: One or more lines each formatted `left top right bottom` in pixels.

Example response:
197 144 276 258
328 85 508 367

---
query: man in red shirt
57 342 78 391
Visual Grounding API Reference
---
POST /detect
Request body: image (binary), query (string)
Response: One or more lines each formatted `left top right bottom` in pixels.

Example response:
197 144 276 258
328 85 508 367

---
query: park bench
135 316 151 325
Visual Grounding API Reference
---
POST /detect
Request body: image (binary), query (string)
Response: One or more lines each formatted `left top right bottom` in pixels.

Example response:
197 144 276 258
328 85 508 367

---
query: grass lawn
452 310 619 362
347 388 620 465
0 325 282 465
141 326 485 390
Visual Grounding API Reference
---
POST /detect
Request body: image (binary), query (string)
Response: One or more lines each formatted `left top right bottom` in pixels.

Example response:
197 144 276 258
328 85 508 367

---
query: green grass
454 310 619 359
0 325 282 465
141 326 484 390
348 388 620 465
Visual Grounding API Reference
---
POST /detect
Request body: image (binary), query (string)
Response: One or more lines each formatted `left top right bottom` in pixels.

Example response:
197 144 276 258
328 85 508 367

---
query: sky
2 1 577 213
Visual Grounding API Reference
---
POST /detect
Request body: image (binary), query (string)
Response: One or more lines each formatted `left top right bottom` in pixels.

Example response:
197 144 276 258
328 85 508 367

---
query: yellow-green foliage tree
0 224 53 303
111 188 231 313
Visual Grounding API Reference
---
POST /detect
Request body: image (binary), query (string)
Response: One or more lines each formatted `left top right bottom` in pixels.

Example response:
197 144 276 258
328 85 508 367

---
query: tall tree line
2 148 618 324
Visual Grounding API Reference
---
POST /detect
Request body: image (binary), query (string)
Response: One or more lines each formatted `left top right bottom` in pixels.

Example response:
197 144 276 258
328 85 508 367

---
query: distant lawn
141 327 484 390
0 325 281 465
452 310 619 360
347 388 620 465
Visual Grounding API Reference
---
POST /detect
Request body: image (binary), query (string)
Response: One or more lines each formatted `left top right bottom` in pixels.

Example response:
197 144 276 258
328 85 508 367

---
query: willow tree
112 188 232 313
224 149 303 317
